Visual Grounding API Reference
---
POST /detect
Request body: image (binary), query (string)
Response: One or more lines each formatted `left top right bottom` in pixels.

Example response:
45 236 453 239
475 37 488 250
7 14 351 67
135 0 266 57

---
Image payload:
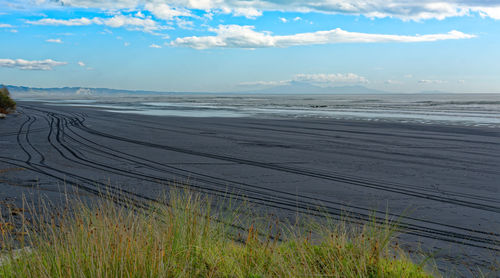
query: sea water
38 93 500 127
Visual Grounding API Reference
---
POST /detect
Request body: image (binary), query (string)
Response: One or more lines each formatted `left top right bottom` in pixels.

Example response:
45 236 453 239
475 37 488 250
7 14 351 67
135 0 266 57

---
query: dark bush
0 86 16 114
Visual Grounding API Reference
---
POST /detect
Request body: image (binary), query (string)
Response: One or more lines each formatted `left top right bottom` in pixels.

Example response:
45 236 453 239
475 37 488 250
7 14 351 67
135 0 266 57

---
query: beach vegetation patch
0 189 435 278
0 86 16 114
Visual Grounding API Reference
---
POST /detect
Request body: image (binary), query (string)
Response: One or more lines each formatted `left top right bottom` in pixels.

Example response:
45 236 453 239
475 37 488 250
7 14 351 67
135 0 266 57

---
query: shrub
0 86 16 114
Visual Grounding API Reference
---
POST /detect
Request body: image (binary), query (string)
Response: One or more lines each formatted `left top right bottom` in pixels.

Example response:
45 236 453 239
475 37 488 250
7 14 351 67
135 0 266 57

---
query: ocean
33 93 500 127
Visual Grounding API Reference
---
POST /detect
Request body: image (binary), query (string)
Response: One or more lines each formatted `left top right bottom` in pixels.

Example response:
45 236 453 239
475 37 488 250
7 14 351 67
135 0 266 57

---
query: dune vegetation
0 86 16 114
0 188 435 278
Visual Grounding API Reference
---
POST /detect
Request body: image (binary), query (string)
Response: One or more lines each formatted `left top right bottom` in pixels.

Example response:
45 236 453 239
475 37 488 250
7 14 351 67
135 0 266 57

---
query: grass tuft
0 188 434 277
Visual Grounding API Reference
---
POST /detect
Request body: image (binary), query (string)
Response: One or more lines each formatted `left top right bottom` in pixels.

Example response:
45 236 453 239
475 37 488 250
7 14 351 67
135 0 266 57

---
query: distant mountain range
3 84 456 97
5 85 173 97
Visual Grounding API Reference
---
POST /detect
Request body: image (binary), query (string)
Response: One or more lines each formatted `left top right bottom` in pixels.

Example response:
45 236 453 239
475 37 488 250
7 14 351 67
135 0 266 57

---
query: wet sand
1 101 499 274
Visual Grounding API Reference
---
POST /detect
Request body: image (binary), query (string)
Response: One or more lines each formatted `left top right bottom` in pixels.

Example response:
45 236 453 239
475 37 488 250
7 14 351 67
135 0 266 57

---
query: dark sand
1 101 499 274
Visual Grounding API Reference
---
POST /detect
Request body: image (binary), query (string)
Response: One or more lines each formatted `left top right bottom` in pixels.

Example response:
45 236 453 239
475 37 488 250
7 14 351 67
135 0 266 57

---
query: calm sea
34 93 500 127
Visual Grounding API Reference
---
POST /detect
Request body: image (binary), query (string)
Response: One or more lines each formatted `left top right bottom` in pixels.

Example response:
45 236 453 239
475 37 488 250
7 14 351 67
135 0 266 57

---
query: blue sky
1 0 500 93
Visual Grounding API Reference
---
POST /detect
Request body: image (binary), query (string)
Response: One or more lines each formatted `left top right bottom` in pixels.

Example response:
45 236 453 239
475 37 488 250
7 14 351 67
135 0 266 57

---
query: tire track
12 105 500 252
72 117 500 213
82 112 500 203
24 105 500 251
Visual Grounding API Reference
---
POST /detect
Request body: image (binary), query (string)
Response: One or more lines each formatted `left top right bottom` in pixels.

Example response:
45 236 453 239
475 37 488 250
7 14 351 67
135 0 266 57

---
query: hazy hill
4 85 175 98
4 83 392 99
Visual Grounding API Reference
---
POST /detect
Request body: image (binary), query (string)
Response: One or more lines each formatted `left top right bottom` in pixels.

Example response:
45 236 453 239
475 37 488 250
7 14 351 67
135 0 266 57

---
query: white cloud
241 73 368 87
293 73 368 84
149 43 162 48
385 79 402 85
472 6 500 20
0 23 20 33
27 15 169 34
171 25 475 49
176 18 194 29
78 61 85 67
46 38 62 43
279 17 288 23
0 58 67 70
102 14 167 33
404 74 413 78
144 2 192 21
232 7 262 19
124 42 130 46
240 80 289 87
49 0 140 9
100 28 113 34
0 23 19 33
27 17 100 26
30 0 500 21
204 12 214 20
418 79 446 84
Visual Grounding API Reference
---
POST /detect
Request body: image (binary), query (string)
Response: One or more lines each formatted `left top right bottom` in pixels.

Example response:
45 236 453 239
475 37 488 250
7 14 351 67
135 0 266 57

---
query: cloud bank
26 0 500 20
171 25 475 49
27 14 169 34
0 58 67 70
418 79 447 84
241 73 369 87
293 73 368 84
46 38 63 43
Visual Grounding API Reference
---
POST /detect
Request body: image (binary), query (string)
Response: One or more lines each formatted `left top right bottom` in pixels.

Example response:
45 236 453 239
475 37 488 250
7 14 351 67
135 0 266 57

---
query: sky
1 0 500 93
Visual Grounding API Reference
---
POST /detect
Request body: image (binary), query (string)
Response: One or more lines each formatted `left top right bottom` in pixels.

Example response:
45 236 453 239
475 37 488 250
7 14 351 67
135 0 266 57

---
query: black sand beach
1 101 499 273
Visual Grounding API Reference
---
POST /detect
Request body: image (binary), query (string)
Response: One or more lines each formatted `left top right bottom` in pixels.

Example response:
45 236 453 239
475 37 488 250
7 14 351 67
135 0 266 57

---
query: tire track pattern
1 105 499 253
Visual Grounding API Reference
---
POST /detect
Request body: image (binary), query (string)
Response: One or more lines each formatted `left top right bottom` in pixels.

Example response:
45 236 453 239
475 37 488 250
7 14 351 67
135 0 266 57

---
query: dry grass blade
0 188 437 277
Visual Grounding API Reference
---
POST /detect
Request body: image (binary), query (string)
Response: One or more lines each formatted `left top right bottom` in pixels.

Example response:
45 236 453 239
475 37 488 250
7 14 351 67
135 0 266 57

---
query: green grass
0 189 435 277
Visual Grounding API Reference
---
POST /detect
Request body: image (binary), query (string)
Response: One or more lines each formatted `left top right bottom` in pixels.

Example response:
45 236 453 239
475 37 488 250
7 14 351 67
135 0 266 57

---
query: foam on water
105 108 245 118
